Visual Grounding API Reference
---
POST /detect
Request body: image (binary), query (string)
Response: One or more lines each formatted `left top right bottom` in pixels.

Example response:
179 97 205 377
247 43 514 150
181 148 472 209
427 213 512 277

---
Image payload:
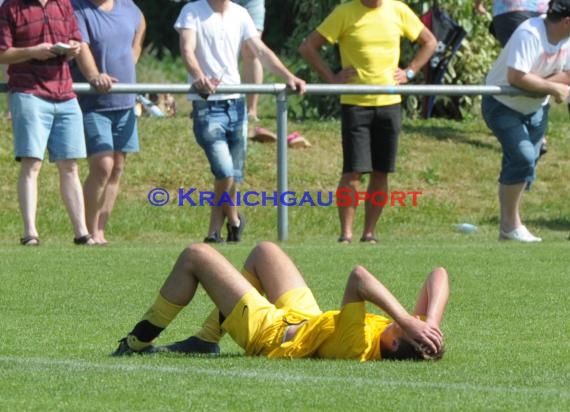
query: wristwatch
405 68 415 81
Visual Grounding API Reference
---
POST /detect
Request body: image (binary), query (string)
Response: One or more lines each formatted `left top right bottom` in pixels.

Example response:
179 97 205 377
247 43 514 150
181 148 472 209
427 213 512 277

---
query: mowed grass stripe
2 355 569 399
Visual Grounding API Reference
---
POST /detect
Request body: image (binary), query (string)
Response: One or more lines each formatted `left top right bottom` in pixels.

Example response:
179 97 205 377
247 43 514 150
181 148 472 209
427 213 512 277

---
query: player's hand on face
402 316 443 354
334 66 357 84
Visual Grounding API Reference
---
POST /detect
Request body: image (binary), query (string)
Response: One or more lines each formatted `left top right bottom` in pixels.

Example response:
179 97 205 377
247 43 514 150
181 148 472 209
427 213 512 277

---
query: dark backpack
420 6 467 119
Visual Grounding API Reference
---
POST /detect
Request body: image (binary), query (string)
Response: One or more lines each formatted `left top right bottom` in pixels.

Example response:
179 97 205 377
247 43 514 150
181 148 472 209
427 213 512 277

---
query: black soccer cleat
111 337 159 357
160 336 220 355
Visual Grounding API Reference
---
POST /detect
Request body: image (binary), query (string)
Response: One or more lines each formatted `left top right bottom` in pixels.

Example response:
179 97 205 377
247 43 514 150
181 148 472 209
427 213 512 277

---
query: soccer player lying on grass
113 241 449 360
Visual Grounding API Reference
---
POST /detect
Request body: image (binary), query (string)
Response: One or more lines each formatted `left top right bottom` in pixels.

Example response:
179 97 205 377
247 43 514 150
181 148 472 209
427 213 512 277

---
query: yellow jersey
267 302 393 361
317 0 424 107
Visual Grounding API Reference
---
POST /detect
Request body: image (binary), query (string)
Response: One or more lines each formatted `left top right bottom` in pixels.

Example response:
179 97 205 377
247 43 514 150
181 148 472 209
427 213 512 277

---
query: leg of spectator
84 152 113 243
337 172 361 242
498 182 525 233
362 171 388 240
56 159 93 242
97 152 126 243
18 157 42 241
207 177 235 239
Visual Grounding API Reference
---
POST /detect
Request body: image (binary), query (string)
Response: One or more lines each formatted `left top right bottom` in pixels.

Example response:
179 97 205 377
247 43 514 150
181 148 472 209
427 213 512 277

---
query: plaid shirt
0 0 82 100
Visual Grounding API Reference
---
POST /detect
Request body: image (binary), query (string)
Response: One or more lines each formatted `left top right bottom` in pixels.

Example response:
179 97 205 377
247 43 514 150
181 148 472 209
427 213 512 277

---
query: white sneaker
499 225 542 243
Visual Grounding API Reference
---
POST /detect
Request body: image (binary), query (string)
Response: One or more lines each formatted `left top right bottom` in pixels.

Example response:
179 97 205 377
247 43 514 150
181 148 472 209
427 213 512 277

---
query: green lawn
1 100 570 410
1 240 569 411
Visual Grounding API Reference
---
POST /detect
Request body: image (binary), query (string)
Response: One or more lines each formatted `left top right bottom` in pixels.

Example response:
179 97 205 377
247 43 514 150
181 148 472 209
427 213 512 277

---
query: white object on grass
455 223 478 233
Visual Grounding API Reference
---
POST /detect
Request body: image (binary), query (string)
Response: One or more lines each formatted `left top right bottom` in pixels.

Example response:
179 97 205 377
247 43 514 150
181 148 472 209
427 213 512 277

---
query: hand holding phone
51 42 72 55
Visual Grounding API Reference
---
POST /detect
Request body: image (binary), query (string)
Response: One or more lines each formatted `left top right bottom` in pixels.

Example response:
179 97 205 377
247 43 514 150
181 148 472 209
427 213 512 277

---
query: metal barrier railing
1 82 530 240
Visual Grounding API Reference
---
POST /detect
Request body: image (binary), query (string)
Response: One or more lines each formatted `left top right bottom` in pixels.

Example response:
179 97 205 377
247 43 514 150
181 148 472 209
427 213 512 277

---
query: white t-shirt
174 0 259 101
486 16 570 114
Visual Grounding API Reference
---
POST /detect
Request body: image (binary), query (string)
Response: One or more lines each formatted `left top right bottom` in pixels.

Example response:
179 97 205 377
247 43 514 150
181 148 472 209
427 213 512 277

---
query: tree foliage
140 0 499 119
135 0 183 58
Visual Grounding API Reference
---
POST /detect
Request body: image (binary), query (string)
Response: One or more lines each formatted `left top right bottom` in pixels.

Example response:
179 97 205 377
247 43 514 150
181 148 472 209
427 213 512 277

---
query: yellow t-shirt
267 302 393 361
317 0 424 107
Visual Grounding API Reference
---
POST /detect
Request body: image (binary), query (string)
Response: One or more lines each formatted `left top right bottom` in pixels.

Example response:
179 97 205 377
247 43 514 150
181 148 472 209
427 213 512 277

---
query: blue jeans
482 96 547 187
192 98 247 183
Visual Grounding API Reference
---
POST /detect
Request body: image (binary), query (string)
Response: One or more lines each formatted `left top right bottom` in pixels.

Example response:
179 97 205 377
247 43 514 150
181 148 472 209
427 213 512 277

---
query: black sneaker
203 232 224 243
159 336 220 355
226 212 246 242
110 337 158 357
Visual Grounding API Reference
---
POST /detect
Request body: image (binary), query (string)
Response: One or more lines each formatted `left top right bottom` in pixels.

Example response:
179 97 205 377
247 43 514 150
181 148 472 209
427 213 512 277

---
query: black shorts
341 103 401 174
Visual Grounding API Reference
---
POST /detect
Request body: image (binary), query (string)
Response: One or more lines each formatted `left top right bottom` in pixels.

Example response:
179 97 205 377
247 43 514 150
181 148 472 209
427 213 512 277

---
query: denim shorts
340 103 401 174
232 0 265 30
192 98 247 183
10 93 86 162
83 109 139 156
482 96 547 186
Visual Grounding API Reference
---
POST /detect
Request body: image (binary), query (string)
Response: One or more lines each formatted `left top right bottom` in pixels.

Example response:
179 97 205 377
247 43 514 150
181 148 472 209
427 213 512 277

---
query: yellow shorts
222 287 321 356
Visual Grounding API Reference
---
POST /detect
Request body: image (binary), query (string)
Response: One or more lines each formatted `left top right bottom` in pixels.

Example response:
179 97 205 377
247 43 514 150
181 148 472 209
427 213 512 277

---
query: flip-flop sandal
338 235 352 244
251 126 277 142
20 235 40 246
360 235 379 244
287 131 311 148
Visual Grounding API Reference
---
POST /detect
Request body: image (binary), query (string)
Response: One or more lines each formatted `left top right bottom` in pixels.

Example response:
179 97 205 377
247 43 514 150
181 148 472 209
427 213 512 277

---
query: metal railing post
276 90 288 241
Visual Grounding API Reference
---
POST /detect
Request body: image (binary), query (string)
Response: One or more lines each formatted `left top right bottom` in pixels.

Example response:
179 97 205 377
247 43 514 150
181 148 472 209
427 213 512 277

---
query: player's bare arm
341 265 444 354
245 36 306 94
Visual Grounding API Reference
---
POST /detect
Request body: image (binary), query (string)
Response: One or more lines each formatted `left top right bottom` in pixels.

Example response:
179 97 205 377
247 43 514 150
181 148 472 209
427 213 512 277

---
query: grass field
1 95 570 410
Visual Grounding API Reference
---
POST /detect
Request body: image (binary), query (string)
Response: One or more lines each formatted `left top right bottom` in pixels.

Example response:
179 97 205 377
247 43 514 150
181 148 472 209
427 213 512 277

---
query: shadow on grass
405 124 500 152
482 215 570 231
527 216 570 232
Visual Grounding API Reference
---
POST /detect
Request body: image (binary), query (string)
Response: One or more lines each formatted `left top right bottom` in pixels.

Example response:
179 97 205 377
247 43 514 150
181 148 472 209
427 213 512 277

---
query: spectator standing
299 0 436 244
71 0 146 245
174 0 305 243
475 0 551 155
481 0 570 242
231 0 265 122
0 0 95 246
